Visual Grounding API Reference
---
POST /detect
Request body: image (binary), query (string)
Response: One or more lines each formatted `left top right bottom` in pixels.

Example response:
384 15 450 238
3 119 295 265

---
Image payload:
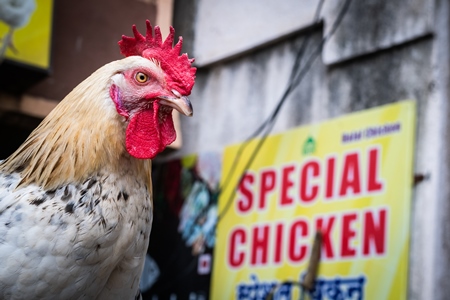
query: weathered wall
177 30 326 154
193 0 319 66
323 0 434 64
171 0 450 298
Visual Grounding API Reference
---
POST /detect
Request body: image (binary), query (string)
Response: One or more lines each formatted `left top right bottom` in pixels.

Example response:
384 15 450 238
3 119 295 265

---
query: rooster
0 20 195 299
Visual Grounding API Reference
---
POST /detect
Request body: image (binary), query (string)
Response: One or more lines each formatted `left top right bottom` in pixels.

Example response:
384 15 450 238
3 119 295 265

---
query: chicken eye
135 72 149 83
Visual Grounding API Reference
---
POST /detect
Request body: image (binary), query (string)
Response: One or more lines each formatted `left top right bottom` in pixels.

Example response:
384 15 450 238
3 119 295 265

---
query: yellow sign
0 0 53 69
211 101 416 300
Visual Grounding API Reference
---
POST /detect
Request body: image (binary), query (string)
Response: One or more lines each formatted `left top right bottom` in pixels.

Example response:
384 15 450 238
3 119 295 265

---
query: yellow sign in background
211 101 415 299
0 0 53 69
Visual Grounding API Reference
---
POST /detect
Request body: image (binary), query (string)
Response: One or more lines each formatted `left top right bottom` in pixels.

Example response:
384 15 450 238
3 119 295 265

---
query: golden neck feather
0 59 152 190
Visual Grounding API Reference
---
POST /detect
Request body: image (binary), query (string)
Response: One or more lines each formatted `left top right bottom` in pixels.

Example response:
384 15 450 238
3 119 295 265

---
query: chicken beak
158 95 193 117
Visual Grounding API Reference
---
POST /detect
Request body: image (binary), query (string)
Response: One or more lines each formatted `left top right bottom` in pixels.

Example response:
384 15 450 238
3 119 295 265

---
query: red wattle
125 102 176 159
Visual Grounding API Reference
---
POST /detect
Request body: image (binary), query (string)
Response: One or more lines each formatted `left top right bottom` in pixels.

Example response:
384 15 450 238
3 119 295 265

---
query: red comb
119 20 196 95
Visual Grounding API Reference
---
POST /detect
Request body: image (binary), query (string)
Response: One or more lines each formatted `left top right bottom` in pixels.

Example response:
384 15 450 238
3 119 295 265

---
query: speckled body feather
0 56 162 299
0 164 151 299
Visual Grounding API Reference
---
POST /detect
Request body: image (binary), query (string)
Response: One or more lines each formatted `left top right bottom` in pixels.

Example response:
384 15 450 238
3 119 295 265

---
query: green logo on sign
303 136 316 155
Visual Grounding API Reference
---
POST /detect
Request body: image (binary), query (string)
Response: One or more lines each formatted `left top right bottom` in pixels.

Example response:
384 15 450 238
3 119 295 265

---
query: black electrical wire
217 0 353 221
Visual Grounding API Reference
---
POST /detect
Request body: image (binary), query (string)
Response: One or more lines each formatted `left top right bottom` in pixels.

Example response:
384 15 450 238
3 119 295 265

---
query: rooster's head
111 20 196 159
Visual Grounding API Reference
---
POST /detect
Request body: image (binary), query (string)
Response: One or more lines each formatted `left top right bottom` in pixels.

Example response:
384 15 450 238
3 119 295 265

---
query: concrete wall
170 0 450 298
193 0 319 66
